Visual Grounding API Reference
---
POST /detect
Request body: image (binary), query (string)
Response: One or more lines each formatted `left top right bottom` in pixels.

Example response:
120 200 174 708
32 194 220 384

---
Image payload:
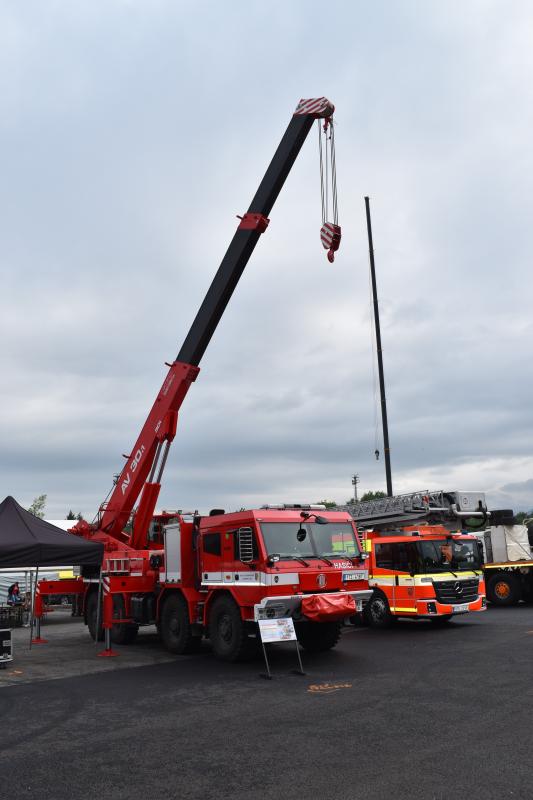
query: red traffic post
97 583 119 658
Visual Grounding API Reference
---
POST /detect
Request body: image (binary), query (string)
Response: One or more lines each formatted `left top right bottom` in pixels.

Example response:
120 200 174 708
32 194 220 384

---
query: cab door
392 541 417 614
200 531 223 585
221 529 236 584
371 542 396 610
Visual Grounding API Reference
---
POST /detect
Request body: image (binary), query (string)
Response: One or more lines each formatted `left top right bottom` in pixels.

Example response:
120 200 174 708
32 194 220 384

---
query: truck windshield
260 522 360 560
417 539 482 572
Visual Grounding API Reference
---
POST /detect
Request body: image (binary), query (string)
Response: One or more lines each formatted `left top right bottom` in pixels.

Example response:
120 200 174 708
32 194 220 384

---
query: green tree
66 510 84 521
28 494 47 518
316 499 337 509
360 490 387 502
515 510 533 524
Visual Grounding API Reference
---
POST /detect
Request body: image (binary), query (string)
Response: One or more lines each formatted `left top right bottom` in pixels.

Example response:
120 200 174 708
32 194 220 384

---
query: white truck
473 516 533 605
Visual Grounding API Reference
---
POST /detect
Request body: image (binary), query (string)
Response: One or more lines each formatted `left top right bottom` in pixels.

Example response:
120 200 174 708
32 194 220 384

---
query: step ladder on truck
35 98 372 660
341 491 488 627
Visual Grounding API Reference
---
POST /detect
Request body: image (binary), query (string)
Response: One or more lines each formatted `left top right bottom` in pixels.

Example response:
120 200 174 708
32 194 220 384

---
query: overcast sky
1 1 532 519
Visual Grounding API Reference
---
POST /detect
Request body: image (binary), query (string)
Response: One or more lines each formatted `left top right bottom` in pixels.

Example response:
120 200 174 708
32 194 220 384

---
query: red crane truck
36 98 372 660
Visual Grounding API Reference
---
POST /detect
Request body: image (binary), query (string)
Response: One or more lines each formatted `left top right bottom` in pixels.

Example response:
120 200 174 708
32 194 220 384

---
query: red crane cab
147 505 372 660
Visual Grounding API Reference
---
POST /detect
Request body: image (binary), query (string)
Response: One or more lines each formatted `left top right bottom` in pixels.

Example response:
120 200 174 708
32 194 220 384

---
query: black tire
111 595 139 645
208 595 253 662
86 591 104 642
295 621 342 653
486 573 522 606
521 576 533 604
160 594 198 655
363 591 394 629
430 614 453 625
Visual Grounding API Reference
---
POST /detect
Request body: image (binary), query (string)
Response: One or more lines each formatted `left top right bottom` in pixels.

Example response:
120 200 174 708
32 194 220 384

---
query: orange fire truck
35 97 372 659
342 490 487 627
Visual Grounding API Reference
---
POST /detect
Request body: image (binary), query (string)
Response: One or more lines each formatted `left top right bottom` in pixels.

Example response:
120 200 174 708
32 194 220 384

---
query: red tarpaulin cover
301 593 356 622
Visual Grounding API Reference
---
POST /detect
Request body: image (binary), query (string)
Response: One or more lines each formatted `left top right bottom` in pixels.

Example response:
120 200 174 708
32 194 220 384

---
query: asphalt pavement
1 606 532 800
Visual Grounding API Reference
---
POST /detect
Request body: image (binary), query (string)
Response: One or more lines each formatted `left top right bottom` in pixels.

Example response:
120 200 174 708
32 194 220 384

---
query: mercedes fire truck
340 490 487 627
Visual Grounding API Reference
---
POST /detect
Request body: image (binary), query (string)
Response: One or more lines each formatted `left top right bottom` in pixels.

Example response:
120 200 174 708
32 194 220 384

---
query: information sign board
258 617 297 644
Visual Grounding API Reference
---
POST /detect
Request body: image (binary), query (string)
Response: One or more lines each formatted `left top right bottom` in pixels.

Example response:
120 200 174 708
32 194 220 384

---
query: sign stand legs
292 640 306 676
257 618 306 680
260 640 272 680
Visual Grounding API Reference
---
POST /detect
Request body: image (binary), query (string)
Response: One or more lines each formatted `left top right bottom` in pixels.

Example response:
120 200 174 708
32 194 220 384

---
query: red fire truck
342 491 487 627
36 97 371 659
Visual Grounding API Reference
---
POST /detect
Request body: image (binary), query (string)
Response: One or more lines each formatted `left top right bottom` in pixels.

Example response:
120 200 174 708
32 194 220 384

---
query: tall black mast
364 196 393 497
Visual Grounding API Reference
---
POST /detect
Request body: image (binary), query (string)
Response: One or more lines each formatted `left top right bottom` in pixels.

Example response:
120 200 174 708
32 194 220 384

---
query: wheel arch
204 589 242 625
156 587 187 623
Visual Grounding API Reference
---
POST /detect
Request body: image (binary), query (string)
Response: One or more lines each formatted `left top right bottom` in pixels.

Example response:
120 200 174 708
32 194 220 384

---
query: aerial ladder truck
338 490 488 627
36 98 371 660
348 491 533 610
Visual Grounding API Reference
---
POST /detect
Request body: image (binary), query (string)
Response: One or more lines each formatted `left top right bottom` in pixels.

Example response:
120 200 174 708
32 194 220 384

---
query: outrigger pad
301 593 356 622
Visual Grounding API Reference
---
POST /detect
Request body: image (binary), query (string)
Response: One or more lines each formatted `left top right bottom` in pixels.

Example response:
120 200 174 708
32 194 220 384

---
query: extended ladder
339 490 488 529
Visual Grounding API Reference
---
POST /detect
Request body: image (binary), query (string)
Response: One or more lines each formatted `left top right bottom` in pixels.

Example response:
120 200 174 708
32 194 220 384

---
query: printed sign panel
258 617 297 643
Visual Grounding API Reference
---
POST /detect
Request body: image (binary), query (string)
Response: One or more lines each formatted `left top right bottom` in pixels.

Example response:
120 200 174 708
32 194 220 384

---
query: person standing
7 583 23 606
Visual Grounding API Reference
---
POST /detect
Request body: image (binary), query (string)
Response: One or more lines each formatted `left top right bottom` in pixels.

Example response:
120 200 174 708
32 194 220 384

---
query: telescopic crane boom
83 98 336 549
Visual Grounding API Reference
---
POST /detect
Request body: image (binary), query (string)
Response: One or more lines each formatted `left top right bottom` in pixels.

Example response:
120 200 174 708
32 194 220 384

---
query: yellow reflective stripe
390 607 417 612
413 571 480 585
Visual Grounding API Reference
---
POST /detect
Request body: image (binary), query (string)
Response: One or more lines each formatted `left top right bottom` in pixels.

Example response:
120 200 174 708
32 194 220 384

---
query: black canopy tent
0 496 103 646
0 496 103 568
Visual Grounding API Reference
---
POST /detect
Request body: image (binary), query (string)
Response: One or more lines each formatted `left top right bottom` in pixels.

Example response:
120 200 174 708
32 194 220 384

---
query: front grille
433 578 479 604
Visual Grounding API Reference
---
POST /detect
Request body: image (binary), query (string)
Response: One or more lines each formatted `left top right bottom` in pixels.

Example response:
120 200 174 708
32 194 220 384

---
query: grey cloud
2 1 533 520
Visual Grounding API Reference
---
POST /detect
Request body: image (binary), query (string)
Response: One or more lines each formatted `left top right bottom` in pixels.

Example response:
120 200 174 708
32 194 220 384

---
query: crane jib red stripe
294 97 333 117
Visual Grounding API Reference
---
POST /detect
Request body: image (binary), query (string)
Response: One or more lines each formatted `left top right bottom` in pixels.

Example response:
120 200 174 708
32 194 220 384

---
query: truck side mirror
237 527 254 563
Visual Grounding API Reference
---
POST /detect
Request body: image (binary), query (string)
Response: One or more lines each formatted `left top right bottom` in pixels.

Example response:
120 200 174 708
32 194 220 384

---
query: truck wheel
208 596 253 662
86 591 104 642
160 594 198 654
295 621 341 653
363 591 394 628
111 595 139 645
486 573 521 606
522 587 533 604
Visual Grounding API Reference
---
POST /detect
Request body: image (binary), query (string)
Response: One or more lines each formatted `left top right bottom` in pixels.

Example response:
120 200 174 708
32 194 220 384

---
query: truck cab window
375 543 394 569
203 532 221 556
393 541 419 573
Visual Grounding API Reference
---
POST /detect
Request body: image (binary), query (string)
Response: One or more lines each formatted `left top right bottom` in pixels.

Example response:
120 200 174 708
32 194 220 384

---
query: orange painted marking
307 682 352 694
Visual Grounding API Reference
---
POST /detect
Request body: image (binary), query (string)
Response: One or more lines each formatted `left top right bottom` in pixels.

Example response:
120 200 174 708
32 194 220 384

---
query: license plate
342 571 367 582
452 603 469 613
